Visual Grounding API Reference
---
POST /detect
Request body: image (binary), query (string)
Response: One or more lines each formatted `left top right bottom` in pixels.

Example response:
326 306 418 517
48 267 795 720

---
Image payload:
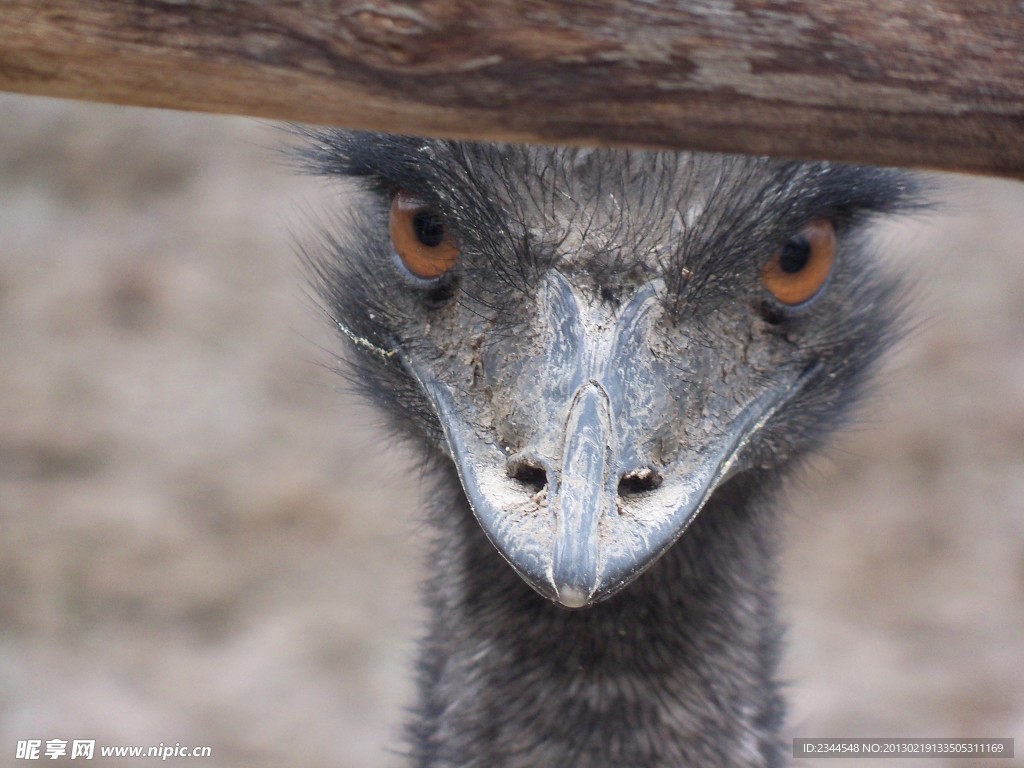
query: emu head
304 133 916 608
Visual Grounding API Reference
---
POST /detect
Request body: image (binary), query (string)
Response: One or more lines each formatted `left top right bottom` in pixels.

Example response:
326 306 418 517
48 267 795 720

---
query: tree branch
1 0 1022 178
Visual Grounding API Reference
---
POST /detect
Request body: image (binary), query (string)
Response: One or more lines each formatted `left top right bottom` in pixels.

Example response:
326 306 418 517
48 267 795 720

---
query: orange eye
390 190 459 279
761 218 836 305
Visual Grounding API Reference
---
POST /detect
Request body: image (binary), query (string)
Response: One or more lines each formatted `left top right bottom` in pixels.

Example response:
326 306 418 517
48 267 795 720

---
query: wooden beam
1 1 1022 178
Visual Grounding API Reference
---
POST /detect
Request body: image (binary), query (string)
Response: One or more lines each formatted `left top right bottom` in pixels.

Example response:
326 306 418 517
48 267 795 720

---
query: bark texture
1 1 1022 177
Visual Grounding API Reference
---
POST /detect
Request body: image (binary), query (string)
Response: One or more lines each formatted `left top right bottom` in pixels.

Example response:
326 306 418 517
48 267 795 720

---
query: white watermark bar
793 739 1013 758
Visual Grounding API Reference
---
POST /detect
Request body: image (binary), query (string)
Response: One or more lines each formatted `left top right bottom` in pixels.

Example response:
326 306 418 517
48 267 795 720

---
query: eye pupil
779 237 811 274
413 211 446 247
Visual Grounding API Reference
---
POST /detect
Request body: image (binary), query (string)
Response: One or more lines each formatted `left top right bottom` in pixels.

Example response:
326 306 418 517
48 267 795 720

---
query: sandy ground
1 93 1022 767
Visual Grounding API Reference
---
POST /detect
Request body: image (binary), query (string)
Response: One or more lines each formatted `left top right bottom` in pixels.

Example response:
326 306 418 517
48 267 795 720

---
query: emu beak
407 272 803 608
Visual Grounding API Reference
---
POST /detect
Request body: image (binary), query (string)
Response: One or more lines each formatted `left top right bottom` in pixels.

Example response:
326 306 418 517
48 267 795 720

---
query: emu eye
390 190 459 279
761 218 836 306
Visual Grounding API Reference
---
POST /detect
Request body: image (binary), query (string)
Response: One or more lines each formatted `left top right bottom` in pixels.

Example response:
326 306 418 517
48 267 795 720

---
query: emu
299 132 918 767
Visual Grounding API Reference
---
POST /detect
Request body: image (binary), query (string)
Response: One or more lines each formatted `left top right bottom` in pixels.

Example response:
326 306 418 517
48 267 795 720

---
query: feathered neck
406 465 786 768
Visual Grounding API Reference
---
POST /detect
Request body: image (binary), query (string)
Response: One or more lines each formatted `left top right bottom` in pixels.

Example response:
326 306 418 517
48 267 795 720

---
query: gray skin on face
410 238 813 608
307 140 908 608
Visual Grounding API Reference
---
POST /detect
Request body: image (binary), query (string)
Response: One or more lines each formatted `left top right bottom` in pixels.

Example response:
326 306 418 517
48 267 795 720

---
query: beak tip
552 582 592 609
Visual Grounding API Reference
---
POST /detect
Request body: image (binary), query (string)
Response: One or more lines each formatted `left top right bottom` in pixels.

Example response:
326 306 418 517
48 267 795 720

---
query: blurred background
0 93 1021 767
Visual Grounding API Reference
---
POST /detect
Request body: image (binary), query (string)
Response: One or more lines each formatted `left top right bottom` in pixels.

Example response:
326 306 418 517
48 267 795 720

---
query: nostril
507 456 548 493
618 467 663 496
